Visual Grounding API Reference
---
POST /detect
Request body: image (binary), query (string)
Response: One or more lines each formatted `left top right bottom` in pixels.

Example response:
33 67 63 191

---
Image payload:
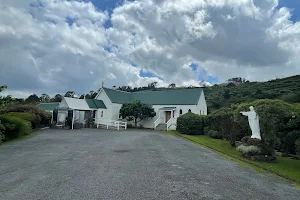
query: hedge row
0 105 52 128
176 113 206 135
0 115 31 141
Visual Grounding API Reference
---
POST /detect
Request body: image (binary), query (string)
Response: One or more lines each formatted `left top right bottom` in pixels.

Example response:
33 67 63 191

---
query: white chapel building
94 87 207 130
46 87 207 131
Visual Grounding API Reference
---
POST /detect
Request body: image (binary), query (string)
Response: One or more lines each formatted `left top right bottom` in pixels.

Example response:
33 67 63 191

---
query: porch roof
159 107 176 111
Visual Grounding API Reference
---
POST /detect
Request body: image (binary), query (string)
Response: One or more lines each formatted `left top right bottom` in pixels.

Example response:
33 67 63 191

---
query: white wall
58 98 68 109
196 91 208 116
95 88 113 121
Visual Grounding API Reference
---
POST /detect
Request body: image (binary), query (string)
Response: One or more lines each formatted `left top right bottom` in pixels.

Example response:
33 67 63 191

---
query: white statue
240 106 261 140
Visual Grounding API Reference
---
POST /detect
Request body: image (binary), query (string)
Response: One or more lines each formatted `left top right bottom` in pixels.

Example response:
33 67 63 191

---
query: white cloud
0 0 300 97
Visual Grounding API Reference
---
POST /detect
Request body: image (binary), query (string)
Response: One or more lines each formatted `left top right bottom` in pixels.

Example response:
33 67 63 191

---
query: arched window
200 110 202 115
119 111 122 119
179 109 182 115
188 109 191 113
101 111 103 118
173 111 175 118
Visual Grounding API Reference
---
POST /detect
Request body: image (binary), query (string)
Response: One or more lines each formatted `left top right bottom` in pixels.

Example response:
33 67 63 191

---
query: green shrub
208 130 222 139
0 116 31 141
241 136 251 143
280 130 300 154
176 113 206 135
0 122 5 143
0 105 51 128
1 112 39 129
207 108 235 140
237 145 261 156
296 139 300 156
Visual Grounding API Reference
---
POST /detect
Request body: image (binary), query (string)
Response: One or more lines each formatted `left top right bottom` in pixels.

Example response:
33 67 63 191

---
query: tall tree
40 93 50 102
25 94 40 104
64 91 75 98
168 83 176 88
0 85 7 93
52 94 63 102
120 101 156 127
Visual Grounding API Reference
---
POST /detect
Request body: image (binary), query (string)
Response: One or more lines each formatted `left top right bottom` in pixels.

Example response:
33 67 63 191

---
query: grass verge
161 131 300 188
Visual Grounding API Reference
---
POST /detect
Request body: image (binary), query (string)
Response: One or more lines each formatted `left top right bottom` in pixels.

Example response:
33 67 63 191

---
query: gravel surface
0 129 299 200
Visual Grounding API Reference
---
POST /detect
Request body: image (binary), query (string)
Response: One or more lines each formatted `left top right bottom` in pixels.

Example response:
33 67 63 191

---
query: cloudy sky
0 0 300 97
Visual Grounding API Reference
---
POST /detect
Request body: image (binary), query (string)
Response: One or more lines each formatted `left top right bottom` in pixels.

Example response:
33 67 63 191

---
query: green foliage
296 139 300 156
0 116 31 141
280 131 300 155
207 108 235 140
176 113 206 135
235 99 298 155
204 75 300 113
237 145 261 156
0 85 7 93
1 112 39 129
120 101 156 127
208 130 222 139
0 104 52 127
0 122 6 143
25 94 40 104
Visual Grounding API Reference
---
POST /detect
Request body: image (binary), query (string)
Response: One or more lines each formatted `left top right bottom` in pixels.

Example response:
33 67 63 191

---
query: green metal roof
103 88 202 105
103 88 131 104
85 99 107 109
37 103 60 111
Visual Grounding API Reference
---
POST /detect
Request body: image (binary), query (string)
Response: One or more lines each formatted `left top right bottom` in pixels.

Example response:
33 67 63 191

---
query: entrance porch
154 107 176 131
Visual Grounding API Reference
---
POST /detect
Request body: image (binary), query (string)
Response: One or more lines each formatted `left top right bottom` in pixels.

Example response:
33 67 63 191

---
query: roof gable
64 98 91 110
102 88 202 105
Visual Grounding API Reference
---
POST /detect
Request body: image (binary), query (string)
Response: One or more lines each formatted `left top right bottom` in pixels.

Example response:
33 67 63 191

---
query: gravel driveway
0 129 299 200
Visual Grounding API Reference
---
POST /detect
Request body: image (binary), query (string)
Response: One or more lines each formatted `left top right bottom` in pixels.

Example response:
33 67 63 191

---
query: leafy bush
247 138 263 147
237 145 261 156
176 113 206 135
241 136 251 143
207 108 235 140
0 122 5 143
0 105 51 128
0 116 31 141
280 130 300 155
208 130 222 139
1 112 39 129
296 139 300 156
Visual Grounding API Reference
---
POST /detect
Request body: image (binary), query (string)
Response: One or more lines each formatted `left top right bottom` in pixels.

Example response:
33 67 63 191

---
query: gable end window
188 109 191 113
179 109 183 115
101 111 104 118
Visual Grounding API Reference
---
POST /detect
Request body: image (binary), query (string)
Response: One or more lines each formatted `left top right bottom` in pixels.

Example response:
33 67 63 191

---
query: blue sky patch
140 70 163 80
190 63 198 72
278 0 300 22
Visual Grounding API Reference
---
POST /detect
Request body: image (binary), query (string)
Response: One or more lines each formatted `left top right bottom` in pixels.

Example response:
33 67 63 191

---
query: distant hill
203 75 300 113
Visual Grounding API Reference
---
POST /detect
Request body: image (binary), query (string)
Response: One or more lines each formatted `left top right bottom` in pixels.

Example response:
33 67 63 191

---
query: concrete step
156 123 167 131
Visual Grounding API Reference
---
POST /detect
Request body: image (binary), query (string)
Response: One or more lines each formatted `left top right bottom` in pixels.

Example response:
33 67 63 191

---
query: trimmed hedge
2 112 38 129
0 116 31 141
176 113 206 135
0 105 52 128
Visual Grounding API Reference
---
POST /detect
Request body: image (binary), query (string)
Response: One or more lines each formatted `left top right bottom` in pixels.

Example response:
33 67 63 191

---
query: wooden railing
94 119 127 130
154 117 163 129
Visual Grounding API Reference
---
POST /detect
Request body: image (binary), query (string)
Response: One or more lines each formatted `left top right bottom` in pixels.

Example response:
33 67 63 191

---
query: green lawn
163 131 300 186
